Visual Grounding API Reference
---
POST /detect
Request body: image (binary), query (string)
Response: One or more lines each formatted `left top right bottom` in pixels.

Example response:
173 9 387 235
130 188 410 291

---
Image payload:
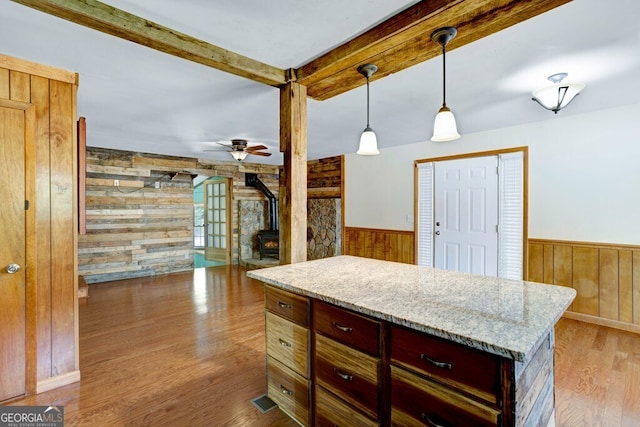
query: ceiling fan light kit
532 72 585 114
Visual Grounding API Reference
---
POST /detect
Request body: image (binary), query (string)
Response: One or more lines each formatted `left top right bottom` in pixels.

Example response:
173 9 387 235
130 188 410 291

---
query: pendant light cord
366 77 371 127
441 43 447 107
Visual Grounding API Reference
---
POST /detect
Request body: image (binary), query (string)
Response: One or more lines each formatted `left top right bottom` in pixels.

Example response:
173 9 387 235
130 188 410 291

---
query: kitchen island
248 256 576 426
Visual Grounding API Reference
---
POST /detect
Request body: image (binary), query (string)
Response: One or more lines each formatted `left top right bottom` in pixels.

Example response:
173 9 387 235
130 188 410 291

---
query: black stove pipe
245 173 278 231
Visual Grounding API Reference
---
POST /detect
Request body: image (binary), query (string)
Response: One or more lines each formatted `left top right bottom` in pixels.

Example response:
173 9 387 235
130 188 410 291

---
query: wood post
279 82 307 264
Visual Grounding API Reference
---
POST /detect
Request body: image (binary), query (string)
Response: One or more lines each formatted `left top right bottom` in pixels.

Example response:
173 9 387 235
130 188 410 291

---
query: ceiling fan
205 139 272 161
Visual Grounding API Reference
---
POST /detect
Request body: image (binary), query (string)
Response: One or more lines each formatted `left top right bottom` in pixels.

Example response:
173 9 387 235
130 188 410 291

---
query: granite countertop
247 255 576 362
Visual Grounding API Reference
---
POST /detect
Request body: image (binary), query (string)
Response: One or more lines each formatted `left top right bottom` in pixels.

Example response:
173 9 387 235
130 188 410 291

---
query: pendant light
431 27 460 142
356 63 380 155
532 73 585 114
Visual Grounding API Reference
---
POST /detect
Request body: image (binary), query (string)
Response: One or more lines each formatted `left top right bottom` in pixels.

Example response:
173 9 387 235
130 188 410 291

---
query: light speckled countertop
248 255 576 362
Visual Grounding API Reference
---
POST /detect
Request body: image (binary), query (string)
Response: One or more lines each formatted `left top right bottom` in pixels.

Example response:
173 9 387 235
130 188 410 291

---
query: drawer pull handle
421 413 449 427
279 338 291 348
280 385 293 396
420 353 452 370
278 301 292 309
334 368 353 381
332 322 353 333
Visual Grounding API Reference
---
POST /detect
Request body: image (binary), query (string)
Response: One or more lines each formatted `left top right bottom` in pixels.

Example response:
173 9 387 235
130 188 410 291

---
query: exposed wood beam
279 82 307 265
11 0 287 87
297 0 572 100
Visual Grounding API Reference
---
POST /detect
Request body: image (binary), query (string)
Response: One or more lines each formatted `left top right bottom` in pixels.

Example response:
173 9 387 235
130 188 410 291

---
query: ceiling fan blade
246 144 268 151
216 142 232 147
249 151 272 157
203 148 231 152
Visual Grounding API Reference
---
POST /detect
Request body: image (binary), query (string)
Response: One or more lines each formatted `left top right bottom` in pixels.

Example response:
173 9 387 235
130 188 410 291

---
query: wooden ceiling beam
297 0 572 100
11 0 287 87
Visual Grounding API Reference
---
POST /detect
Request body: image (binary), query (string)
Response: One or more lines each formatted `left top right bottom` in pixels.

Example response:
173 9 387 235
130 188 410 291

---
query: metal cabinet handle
420 353 452 370
422 413 449 427
6 264 20 274
280 385 293 396
278 301 292 309
278 338 291 348
334 368 353 381
332 322 353 333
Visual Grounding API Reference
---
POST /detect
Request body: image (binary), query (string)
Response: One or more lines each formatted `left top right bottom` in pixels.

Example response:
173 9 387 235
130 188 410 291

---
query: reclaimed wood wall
343 227 415 264
307 156 342 199
0 54 79 392
79 147 278 283
528 239 640 331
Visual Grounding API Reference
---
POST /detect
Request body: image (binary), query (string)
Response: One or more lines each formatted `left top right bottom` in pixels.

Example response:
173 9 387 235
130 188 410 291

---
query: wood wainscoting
528 239 640 333
343 227 414 264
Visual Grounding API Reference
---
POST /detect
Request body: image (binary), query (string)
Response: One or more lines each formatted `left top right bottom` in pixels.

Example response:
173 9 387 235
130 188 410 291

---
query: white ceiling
2 0 639 165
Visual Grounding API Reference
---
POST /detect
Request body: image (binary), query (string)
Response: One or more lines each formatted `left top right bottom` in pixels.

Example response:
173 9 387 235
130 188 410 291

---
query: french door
204 177 231 263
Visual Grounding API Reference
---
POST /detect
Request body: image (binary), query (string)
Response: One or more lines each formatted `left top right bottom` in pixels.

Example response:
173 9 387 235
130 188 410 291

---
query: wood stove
257 230 279 259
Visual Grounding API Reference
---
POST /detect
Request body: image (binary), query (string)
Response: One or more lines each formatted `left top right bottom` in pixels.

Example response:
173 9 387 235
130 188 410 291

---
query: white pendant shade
357 127 379 155
431 106 460 142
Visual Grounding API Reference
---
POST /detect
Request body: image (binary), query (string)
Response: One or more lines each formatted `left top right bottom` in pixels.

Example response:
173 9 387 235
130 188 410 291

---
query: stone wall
307 198 341 260
239 200 269 260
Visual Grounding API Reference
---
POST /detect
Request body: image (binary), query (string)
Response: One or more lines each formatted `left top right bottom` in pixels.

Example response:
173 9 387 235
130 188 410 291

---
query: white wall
345 103 640 245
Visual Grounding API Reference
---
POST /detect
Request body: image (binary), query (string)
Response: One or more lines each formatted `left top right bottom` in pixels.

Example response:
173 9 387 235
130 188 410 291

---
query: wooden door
0 104 26 401
434 156 498 276
204 177 231 263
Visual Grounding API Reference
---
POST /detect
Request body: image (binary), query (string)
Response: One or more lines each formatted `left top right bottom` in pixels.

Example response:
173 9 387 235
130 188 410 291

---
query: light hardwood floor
5 265 640 426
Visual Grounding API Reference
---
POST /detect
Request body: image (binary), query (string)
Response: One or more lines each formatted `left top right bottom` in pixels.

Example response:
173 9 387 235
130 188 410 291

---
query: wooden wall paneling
77 117 86 235
572 247 599 316
543 245 554 284
30 75 53 381
23 103 37 395
343 227 415 264
49 79 76 375
553 245 573 311
528 244 543 283
618 250 633 324
634 252 640 325
0 67 9 98
599 248 620 321
9 70 30 102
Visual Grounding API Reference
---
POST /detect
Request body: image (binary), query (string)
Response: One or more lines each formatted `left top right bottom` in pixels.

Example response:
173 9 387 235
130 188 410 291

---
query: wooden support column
279 81 307 264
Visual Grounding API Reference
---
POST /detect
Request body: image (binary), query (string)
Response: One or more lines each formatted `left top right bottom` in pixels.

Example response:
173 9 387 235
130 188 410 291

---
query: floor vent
251 394 277 414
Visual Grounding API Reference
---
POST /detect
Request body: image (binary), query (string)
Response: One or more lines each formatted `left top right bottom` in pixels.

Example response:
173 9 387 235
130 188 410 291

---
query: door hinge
496 224 499 233
25 200 30 210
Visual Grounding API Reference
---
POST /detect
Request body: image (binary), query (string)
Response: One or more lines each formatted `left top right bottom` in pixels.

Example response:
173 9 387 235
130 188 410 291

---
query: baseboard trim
37 370 81 394
562 311 640 334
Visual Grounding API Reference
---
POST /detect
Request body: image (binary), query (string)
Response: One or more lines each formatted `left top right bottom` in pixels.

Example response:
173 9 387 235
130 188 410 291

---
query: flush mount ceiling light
532 72 585 114
431 26 460 142
356 63 380 155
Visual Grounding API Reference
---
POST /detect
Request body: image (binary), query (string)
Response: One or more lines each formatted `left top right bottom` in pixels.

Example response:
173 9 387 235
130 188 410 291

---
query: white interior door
434 156 498 276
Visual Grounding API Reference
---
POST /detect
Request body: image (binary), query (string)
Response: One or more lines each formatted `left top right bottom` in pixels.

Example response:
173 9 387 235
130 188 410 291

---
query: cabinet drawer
314 300 380 356
390 325 501 404
266 312 309 377
391 365 500 427
315 385 380 427
265 285 310 326
267 357 310 426
315 333 380 420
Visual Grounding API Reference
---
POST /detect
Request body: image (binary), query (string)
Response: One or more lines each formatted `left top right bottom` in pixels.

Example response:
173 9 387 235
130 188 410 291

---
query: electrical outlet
114 179 119 187
155 182 160 189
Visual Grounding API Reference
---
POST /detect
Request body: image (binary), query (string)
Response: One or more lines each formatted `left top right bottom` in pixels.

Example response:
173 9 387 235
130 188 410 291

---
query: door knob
6 264 20 274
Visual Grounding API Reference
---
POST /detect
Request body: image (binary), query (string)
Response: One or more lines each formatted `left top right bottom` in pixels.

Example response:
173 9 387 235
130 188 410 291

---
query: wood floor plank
5 266 296 426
